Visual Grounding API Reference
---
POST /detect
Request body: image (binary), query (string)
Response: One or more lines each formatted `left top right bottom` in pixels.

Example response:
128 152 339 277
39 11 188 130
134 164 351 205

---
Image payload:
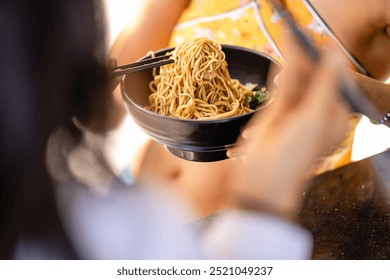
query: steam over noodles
147 38 261 120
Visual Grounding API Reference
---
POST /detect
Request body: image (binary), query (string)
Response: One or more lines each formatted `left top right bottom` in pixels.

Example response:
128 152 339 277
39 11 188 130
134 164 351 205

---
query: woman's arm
103 0 188 134
108 0 187 64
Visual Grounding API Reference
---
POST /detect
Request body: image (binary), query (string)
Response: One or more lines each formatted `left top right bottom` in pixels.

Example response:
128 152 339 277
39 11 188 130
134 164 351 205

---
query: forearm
106 0 187 132
108 0 187 65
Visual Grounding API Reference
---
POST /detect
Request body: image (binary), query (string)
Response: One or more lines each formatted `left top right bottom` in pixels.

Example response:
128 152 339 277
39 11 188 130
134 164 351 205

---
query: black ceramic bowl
121 45 279 162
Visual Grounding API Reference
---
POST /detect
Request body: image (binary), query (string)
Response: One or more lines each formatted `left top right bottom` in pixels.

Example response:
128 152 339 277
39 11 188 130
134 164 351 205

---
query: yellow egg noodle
147 37 255 120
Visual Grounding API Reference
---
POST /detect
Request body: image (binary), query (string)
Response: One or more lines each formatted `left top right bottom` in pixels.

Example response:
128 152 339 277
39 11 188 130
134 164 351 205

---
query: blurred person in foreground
0 0 349 259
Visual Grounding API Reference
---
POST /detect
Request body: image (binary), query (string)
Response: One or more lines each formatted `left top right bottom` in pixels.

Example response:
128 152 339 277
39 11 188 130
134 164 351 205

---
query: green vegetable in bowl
244 86 270 109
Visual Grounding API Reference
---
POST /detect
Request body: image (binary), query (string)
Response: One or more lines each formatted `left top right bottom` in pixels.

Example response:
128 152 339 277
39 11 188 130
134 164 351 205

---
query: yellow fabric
170 0 332 63
169 0 360 174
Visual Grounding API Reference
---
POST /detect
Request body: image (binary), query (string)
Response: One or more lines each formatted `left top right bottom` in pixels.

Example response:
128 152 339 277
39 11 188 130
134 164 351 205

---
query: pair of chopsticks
266 0 385 124
111 54 174 78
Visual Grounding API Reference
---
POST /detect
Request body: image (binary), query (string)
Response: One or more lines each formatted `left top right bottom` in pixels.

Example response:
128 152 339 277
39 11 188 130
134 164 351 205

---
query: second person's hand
228 42 351 221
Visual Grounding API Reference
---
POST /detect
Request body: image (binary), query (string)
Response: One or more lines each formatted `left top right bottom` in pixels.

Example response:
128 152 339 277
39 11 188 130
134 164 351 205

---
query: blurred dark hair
0 0 109 258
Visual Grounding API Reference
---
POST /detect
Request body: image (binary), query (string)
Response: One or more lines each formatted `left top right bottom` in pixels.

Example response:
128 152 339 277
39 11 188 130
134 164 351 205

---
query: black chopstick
111 54 174 78
267 0 384 123
112 54 172 70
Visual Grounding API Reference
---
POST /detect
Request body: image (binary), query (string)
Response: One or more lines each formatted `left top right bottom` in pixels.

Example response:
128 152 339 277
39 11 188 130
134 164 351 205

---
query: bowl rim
121 44 280 124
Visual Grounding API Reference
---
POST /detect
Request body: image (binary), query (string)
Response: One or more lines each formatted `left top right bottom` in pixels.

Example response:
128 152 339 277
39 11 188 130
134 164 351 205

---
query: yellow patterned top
169 0 360 174
171 1 343 63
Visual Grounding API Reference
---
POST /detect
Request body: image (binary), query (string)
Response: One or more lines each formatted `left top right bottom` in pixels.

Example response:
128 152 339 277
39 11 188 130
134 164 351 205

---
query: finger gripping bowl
121 45 279 162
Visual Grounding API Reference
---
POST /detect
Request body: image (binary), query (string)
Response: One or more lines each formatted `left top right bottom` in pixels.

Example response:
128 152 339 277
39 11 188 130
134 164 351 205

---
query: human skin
104 0 187 134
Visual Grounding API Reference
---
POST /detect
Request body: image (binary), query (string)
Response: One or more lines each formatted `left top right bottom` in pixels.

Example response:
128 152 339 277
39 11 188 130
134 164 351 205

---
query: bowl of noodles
121 38 279 162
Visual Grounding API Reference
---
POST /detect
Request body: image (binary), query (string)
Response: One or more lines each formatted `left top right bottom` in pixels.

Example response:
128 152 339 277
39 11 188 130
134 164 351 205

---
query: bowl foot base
166 146 229 162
